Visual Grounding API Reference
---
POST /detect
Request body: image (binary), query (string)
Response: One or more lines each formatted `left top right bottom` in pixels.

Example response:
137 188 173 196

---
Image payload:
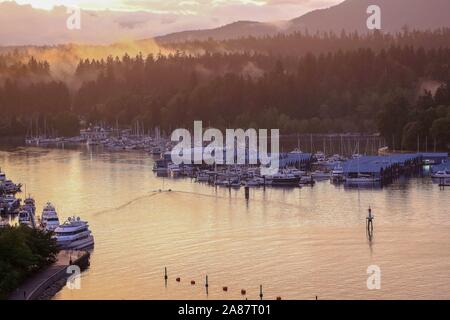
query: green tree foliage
0 30 449 150
431 117 450 150
0 226 58 299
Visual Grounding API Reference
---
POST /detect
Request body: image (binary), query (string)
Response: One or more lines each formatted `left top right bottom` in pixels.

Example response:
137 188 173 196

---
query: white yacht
345 174 380 184
1 194 21 213
23 197 36 215
18 210 33 227
431 170 450 179
314 152 326 163
331 165 345 182
41 202 60 232
196 173 210 182
54 216 94 250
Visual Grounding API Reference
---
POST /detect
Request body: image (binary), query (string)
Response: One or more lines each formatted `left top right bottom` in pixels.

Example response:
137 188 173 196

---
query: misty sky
0 0 344 45
3 0 342 21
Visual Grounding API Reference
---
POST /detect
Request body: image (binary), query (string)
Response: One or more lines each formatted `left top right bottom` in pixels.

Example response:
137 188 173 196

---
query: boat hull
57 235 95 250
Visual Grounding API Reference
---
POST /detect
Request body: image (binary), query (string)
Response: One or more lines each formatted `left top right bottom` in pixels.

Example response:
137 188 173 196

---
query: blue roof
342 154 422 174
417 152 448 160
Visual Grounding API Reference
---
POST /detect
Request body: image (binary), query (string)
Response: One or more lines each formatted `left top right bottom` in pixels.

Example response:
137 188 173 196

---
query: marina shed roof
342 154 422 174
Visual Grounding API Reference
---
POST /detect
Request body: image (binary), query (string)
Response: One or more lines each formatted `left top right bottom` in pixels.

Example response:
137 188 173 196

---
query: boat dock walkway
9 250 89 300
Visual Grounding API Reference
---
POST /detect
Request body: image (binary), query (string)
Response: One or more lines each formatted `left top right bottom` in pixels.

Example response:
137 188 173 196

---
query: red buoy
222 286 228 292
176 277 180 282
241 289 246 295
191 280 196 285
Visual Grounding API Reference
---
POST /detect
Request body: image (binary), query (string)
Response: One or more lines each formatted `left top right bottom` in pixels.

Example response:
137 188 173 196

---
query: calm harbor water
1 145 449 300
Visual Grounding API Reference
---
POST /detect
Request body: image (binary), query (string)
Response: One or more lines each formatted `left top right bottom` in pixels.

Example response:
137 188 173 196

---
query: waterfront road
9 250 85 300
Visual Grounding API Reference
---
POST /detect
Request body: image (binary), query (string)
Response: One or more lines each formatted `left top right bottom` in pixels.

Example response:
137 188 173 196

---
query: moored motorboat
196 173 210 182
41 202 60 232
0 194 21 214
331 165 345 183
345 174 380 184
23 196 36 215
18 210 33 227
431 170 450 179
54 216 94 250
266 173 300 186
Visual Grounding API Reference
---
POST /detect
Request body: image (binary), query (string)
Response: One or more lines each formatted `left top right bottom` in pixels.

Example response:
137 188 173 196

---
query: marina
1 144 449 299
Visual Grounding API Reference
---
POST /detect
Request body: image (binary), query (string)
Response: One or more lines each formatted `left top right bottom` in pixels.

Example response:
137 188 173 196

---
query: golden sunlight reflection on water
1 146 449 299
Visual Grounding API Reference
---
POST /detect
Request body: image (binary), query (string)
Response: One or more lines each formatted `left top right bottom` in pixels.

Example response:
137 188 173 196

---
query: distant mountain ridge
155 20 281 43
1 0 450 46
156 0 450 43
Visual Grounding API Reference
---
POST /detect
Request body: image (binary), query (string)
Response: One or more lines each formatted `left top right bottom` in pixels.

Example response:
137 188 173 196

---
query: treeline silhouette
163 28 450 56
0 30 449 150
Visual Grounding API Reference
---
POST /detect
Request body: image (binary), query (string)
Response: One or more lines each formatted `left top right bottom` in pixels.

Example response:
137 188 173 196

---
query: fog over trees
0 29 449 150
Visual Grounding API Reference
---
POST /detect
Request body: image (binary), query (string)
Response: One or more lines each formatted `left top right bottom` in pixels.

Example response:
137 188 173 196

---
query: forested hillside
1 30 449 150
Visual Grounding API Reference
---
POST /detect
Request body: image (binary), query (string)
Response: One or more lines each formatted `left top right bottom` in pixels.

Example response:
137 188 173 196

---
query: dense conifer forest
1 29 449 150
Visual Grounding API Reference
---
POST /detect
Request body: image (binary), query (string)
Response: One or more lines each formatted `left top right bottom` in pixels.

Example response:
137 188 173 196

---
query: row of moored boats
0 170 94 250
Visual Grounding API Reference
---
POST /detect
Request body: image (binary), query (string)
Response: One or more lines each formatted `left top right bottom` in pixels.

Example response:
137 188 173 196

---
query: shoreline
8 250 90 300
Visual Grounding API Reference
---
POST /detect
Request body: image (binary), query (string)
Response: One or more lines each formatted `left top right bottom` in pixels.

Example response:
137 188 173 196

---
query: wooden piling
366 207 374 238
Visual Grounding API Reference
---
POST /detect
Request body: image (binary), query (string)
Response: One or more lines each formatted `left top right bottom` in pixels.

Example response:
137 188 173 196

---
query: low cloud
0 0 343 46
